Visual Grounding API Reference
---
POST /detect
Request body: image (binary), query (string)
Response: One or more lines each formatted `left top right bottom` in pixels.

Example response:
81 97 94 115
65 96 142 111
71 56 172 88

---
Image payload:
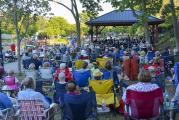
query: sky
49 1 114 24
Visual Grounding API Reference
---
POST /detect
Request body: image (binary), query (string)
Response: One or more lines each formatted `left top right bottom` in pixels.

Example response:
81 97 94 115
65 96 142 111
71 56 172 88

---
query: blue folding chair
22 59 31 69
53 83 66 105
63 92 97 120
73 70 91 87
174 62 179 87
102 70 111 80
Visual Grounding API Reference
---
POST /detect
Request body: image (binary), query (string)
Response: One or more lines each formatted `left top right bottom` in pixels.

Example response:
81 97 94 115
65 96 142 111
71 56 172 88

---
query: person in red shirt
54 63 72 82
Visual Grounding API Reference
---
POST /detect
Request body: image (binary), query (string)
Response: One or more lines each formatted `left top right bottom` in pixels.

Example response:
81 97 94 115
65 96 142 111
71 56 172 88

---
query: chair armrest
44 103 58 119
1 108 11 113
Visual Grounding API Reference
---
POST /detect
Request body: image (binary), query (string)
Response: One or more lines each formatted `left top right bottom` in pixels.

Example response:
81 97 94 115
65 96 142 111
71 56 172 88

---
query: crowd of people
0 37 179 119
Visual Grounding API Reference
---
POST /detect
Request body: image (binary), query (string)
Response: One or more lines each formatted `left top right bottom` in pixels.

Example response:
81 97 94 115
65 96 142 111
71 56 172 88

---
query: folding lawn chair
89 79 118 108
63 92 97 120
0 108 15 120
18 99 55 120
96 58 112 69
125 88 164 120
53 83 66 105
74 60 84 70
73 70 91 87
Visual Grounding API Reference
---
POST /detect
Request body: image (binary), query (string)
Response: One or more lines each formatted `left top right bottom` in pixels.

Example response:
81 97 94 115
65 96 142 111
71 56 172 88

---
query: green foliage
80 12 90 23
0 0 51 39
106 0 162 24
80 12 90 35
36 16 48 33
44 16 73 37
80 0 103 18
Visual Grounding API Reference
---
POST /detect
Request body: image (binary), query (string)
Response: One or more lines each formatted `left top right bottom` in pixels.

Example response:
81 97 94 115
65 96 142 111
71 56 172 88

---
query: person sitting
18 77 50 109
2 70 19 91
0 92 13 110
22 52 31 69
122 69 159 102
53 72 67 104
77 61 89 72
0 65 5 79
25 63 38 81
102 61 112 80
54 63 72 82
39 62 53 80
92 69 103 80
80 50 89 60
66 81 80 95
30 54 42 70
170 82 179 120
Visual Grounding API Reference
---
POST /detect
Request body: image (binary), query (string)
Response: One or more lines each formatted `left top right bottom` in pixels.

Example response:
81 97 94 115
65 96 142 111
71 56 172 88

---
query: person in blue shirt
0 92 13 110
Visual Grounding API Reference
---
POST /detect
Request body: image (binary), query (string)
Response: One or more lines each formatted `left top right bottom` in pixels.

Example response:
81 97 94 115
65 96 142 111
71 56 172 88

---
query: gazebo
86 10 164 43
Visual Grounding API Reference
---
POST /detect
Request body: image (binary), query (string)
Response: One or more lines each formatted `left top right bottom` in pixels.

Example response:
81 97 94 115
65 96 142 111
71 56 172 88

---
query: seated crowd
0 39 179 119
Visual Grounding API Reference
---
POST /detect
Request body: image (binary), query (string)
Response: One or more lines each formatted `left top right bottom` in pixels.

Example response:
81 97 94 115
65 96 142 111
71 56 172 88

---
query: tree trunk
17 38 21 73
142 0 151 44
73 0 81 47
13 0 21 73
170 0 179 51
143 21 151 44
76 18 81 46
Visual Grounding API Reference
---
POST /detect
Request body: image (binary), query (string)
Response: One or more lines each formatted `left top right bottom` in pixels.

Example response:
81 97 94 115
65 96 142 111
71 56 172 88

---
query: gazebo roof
86 10 164 26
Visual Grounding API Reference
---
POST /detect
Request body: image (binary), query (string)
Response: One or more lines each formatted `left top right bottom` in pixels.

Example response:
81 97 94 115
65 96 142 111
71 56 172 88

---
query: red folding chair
125 88 164 120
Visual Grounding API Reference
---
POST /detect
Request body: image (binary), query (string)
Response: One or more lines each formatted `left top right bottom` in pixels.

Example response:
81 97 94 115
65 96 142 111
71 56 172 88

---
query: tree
1 0 50 73
36 16 48 33
106 0 162 44
169 0 179 51
161 0 179 51
49 0 102 46
80 12 90 36
45 16 70 37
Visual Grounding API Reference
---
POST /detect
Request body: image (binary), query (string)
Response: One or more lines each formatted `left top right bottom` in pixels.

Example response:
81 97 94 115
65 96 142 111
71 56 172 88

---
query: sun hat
92 69 103 77
60 63 66 69
81 50 88 56
140 51 146 57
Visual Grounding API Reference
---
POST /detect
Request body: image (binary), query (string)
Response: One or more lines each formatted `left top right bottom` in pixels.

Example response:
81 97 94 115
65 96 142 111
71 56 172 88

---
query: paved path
4 62 19 73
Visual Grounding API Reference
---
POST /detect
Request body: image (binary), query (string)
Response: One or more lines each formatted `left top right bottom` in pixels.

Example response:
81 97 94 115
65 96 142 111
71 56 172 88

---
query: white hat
81 50 87 56
60 63 66 69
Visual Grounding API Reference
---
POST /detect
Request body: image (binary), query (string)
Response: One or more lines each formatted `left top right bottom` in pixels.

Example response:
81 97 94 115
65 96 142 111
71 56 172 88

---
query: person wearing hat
80 50 88 60
139 51 146 65
92 69 103 80
53 72 67 104
54 63 72 82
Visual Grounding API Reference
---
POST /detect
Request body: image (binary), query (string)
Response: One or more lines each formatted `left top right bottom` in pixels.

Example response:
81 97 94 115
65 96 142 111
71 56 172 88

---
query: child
2 70 19 91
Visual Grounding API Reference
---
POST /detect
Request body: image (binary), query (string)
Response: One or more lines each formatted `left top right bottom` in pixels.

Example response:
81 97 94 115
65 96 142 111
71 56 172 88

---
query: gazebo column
154 25 159 43
150 25 155 44
95 26 99 41
152 25 159 44
90 26 94 42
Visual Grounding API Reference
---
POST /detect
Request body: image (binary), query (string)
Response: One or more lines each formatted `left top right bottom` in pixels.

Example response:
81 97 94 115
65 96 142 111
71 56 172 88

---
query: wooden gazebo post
95 26 99 41
154 25 159 43
90 26 94 43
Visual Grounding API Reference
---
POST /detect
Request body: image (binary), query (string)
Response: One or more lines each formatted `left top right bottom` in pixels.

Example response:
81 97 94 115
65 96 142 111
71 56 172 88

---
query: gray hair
58 72 66 82
22 77 36 89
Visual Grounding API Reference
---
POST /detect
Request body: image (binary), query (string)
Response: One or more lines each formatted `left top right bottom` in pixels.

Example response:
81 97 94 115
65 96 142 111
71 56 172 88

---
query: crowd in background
0 37 179 119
